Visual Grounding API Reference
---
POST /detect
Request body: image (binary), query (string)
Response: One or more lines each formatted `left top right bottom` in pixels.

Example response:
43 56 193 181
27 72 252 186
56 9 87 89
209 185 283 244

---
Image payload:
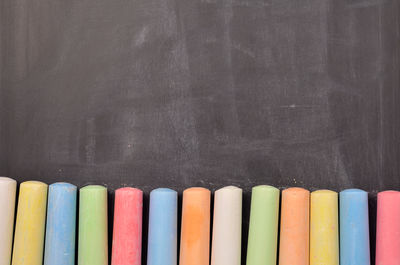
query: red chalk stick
111 187 143 265
375 190 400 265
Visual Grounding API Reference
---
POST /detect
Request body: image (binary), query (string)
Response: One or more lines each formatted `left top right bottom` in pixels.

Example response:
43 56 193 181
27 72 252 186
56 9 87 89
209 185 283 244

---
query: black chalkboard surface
1 0 399 263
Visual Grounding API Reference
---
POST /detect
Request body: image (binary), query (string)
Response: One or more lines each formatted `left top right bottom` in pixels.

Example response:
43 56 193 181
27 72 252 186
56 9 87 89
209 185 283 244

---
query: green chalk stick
78 185 108 265
246 185 280 265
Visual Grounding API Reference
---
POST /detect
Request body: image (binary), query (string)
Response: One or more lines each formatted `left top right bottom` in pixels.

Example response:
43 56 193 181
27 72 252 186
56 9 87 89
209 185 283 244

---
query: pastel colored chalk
310 190 339 265
246 185 280 265
278 187 310 265
211 186 242 265
44 183 77 265
0 177 17 265
111 187 143 265
78 185 108 265
12 181 48 265
340 189 370 265
179 187 211 265
375 190 400 265
147 188 178 265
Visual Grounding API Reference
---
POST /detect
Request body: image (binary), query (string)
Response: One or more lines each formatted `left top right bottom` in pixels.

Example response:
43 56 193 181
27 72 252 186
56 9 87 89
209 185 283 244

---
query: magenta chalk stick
376 190 400 265
111 187 143 265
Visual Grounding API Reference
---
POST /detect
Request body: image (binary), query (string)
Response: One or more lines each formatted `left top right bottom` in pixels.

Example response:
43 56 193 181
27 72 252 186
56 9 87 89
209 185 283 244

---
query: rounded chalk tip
340 188 367 195
115 187 143 195
50 182 77 190
378 190 400 194
312 189 336 194
21 180 48 188
283 187 309 194
216 185 242 194
340 189 368 203
378 190 400 199
252 185 279 193
184 187 210 194
151 188 177 195
150 188 177 202
311 189 337 199
80 184 107 192
341 188 365 193
282 187 309 201
0 176 16 184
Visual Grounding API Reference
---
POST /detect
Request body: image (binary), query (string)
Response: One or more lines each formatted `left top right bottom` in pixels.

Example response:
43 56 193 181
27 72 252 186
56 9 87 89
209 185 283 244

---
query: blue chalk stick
340 189 370 265
147 188 178 265
44 182 77 265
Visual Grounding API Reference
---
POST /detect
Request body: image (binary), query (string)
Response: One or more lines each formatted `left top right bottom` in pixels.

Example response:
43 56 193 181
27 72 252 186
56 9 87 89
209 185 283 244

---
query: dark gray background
1 0 399 263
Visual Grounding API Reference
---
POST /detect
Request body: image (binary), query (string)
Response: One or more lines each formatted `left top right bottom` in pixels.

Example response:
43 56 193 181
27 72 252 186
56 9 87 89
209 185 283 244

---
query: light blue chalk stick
340 189 371 265
44 182 77 265
147 188 177 265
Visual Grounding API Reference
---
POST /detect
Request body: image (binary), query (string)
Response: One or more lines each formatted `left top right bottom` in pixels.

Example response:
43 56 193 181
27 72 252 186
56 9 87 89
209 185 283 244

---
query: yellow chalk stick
310 190 339 265
12 181 48 265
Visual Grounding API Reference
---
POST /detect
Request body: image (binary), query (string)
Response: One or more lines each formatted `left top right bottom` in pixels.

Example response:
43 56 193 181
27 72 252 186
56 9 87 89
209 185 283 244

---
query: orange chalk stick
279 187 310 265
179 187 211 265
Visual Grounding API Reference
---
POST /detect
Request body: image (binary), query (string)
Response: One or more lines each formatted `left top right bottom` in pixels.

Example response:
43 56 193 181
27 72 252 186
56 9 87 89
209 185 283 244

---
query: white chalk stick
0 177 17 265
211 186 242 265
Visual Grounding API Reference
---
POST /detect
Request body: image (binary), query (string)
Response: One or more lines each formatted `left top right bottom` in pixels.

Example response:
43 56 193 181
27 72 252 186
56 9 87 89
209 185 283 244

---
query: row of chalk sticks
0 177 399 265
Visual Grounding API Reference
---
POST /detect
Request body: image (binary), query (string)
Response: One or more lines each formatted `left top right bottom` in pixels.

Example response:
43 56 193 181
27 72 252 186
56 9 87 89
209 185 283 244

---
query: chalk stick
211 186 242 265
12 181 48 265
44 183 77 265
111 187 143 265
78 185 108 265
179 187 211 265
147 188 177 265
246 185 280 265
339 189 370 265
278 187 309 265
0 177 16 265
375 190 400 264
310 190 339 265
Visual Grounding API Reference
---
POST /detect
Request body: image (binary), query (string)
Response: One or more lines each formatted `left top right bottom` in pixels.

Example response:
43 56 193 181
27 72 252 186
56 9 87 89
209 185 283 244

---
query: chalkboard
1 0 399 263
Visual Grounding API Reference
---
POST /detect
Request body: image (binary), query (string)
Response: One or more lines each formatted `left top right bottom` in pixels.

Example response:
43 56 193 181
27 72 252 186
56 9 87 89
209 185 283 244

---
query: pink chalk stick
111 187 143 265
376 190 400 265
